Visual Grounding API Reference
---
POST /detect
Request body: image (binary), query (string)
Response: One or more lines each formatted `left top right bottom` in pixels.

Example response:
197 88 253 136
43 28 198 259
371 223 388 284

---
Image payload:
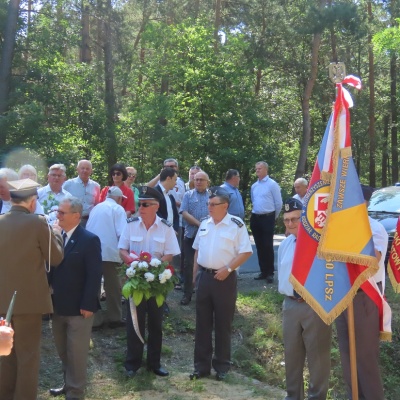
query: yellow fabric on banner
320 204 376 257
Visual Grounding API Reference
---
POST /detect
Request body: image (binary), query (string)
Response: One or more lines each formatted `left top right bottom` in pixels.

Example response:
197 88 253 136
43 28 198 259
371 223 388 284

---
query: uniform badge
231 217 243 227
127 217 139 223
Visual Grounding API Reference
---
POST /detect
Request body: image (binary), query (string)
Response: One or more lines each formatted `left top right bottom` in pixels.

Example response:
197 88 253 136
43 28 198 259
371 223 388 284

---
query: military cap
208 186 230 204
283 197 303 213
107 186 127 198
138 186 163 202
8 178 41 199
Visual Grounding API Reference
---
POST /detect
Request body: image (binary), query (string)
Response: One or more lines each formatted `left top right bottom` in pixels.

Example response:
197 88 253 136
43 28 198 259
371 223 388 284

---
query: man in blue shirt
220 169 245 220
250 161 282 283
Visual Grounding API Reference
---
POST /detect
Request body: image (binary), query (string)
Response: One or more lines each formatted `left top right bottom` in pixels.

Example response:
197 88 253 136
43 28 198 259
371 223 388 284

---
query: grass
37 275 400 399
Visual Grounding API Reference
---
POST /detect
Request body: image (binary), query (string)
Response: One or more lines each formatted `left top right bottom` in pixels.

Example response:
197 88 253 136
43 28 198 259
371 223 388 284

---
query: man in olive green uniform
0 179 64 400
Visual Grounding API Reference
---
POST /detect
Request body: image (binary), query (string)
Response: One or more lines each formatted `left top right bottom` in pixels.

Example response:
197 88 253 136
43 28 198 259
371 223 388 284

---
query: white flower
150 258 162 267
158 269 172 284
144 272 155 282
164 269 172 279
126 267 136 278
138 261 149 269
131 261 139 268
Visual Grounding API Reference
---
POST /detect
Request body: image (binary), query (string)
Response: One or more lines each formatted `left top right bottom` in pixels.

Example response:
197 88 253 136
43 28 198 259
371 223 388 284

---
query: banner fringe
388 266 400 294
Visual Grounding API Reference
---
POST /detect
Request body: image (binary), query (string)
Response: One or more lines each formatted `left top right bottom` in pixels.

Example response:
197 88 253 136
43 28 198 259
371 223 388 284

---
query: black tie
62 232 67 247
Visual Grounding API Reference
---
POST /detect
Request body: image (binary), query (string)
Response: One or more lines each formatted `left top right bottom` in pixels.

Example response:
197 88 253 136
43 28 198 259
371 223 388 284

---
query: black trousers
125 297 164 372
194 270 237 374
250 212 276 277
183 237 195 298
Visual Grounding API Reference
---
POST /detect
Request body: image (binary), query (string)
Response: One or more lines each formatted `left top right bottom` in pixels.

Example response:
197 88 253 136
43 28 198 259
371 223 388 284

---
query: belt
252 211 275 217
288 296 305 303
200 266 218 275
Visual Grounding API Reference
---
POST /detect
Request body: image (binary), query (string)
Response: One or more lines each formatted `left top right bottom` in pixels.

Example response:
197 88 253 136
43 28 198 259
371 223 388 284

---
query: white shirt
158 182 173 225
293 193 305 204
193 213 252 270
118 215 180 258
277 234 297 296
37 184 72 224
369 216 388 287
251 175 283 218
86 198 127 262
63 225 79 247
1 200 44 215
63 177 100 217
169 177 185 227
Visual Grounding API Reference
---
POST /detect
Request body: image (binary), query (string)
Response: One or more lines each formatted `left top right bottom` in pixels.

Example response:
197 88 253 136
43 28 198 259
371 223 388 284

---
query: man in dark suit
49 197 102 400
0 178 64 400
155 167 179 233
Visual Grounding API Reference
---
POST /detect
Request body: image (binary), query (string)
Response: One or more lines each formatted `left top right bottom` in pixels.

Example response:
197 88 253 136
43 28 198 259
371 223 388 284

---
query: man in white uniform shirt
190 187 252 381
278 197 332 400
63 159 100 226
292 177 308 204
336 185 388 400
86 186 127 329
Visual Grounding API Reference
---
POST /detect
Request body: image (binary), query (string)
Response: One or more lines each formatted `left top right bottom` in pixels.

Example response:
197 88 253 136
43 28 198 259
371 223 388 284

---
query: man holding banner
335 186 388 400
290 75 391 399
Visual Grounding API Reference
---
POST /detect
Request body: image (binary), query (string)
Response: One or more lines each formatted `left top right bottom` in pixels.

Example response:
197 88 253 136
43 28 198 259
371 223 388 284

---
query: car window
368 189 400 213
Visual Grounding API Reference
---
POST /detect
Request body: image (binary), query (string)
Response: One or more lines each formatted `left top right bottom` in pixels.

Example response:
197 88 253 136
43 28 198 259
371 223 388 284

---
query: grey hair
18 164 38 179
49 164 66 175
59 197 83 217
0 168 18 181
77 160 92 168
294 177 308 186
256 161 268 169
164 158 178 167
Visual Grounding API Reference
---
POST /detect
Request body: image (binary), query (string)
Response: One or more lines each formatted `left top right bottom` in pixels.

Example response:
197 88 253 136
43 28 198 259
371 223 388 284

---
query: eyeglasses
164 165 177 169
112 171 122 176
207 202 225 207
283 217 301 225
49 174 64 178
195 178 208 182
139 202 158 208
127 173 136 178
56 210 77 216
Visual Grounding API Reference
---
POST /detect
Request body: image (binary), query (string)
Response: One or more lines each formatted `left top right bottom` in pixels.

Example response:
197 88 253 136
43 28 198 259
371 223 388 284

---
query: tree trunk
80 3 92 63
0 0 21 148
103 0 117 167
295 30 323 179
382 114 389 187
255 3 266 96
390 53 398 184
368 1 376 187
214 0 221 51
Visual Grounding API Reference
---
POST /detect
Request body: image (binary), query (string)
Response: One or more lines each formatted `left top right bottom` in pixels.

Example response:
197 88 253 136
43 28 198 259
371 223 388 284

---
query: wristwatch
227 266 232 273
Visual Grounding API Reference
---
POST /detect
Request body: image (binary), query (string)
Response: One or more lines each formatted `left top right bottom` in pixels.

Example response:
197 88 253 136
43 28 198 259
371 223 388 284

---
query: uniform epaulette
231 217 244 228
127 217 139 223
200 216 209 222
161 218 172 227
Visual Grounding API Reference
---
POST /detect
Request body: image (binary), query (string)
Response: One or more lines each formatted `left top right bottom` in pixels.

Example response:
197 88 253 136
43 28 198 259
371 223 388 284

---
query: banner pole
347 300 359 400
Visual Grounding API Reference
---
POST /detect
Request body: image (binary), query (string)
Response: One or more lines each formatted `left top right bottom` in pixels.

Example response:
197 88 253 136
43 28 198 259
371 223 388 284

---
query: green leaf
155 294 165 308
122 282 132 299
133 290 144 306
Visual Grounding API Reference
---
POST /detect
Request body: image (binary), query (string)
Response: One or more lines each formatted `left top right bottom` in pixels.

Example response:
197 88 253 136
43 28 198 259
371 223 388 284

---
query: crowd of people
0 158 388 400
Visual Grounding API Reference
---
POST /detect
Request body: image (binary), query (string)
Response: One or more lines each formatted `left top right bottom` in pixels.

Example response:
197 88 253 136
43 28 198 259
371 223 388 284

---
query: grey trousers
282 297 332 400
336 291 384 400
52 313 94 399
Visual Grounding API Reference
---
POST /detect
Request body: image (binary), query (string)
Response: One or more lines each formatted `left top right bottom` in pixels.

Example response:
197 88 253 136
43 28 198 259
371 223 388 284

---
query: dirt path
37 273 285 399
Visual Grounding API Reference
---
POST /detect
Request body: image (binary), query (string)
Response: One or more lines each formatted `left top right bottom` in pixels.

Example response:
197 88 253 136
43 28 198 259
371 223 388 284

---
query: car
368 185 400 264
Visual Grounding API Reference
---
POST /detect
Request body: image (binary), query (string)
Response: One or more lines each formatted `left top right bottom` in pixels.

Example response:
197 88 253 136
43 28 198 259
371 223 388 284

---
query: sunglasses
139 202 158 208
127 173 136 178
112 171 122 176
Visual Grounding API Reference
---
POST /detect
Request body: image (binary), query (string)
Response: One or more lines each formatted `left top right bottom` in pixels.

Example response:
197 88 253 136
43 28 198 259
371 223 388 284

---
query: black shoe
49 386 66 397
216 372 227 381
163 302 170 316
108 320 126 329
254 274 267 280
151 367 169 377
266 275 274 283
125 369 136 378
180 296 191 305
189 370 210 380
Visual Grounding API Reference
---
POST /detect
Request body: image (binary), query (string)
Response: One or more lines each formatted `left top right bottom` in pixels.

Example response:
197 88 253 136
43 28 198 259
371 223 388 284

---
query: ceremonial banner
290 76 390 339
388 217 400 293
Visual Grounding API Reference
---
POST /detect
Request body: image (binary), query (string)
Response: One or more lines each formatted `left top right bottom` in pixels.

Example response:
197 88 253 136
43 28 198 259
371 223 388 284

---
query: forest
0 0 399 203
